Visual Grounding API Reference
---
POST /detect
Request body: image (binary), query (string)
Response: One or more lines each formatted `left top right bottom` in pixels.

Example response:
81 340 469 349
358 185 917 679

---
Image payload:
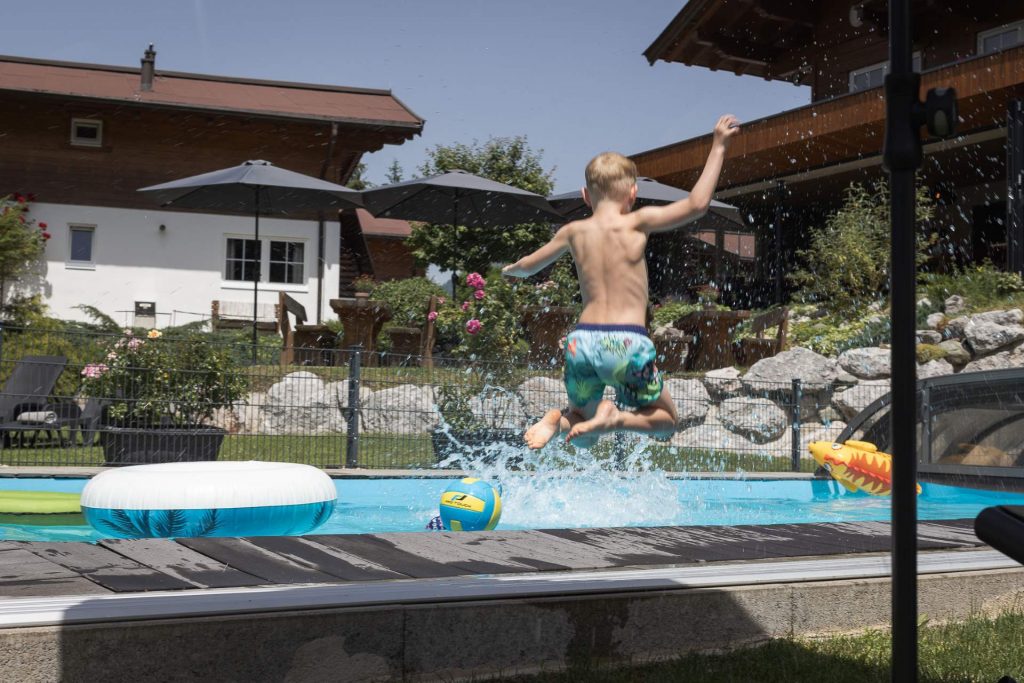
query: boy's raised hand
713 114 741 148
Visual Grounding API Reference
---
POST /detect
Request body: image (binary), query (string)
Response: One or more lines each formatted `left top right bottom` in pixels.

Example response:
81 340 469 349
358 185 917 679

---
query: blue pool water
2 476 1024 542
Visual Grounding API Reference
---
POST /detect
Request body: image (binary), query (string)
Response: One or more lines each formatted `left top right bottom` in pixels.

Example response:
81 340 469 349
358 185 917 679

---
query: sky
1 0 810 192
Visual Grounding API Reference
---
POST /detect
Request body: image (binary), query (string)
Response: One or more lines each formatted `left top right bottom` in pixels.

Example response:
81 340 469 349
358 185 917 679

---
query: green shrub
919 263 1024 314
915 343 947 363
789 313 890 357
789 181 934 314
651 301 727 327
370 277 446 328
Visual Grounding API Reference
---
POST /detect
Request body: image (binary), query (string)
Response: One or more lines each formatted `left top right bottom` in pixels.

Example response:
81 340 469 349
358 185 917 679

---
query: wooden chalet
635 1 1024 306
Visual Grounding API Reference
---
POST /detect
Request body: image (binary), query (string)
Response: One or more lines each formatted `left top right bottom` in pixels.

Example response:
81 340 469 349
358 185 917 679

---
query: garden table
673 309 750 371
329 298 392 366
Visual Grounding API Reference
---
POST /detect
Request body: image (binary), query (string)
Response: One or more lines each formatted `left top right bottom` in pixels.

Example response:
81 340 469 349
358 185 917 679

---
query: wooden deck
0 519 983 599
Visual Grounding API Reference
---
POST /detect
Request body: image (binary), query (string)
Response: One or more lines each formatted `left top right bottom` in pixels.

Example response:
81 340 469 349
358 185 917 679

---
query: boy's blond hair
585 152 637 203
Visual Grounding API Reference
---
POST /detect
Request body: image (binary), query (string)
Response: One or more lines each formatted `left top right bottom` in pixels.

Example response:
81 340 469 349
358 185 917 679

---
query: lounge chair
975 506 1024 565
0 355 67 449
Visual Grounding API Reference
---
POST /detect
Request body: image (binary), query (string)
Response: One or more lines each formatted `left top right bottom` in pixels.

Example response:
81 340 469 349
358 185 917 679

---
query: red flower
474 289 485 300
42 232 51 240
38 222 47 229
27 193 36 202
465 319 482 335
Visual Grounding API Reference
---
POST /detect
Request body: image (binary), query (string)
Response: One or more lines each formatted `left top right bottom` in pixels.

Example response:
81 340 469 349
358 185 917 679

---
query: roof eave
643 0 715 65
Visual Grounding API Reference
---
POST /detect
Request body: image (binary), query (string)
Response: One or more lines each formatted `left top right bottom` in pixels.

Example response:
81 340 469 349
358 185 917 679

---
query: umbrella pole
252 189 261 366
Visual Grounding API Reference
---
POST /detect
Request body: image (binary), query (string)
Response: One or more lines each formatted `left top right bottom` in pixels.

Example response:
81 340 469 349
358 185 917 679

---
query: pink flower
106 351 118 361
466 272 486 290
474 289 485 300
465 318 482 335
81 363 109 379
127 338 144 350
437 297 446 305
461 301 470 312
427 311 438 322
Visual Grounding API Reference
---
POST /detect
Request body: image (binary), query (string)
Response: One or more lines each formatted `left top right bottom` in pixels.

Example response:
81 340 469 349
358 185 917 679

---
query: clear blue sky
2 0 810 192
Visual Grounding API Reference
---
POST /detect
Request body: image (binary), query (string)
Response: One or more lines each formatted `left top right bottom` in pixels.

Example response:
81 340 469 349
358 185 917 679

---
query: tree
0 196 47 318
789 181 935 313
406 137 556 274
385 159 404 185
345 162 372 191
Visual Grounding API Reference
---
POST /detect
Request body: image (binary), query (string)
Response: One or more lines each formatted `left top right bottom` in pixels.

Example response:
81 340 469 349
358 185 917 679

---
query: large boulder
962 343 1024 373
917 359 954 379
664 378 710 428
963 320 1024 356
944 295 966 316
670 423 758 455
742 347 842 393
837 347 891 379
936 340 970 366
925 312 945 330
361 384 438 434
973 309 1024 326
917 330 942 345
325 380 373 413
718 397 788 444
831 379 890 420
702 366 742 400
263 372 345 434
517 377 565 419
469 389 529 430
944 316 970 339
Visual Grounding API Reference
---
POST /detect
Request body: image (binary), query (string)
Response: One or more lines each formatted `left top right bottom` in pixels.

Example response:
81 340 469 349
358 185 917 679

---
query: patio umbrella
548 176 744 226
139 160 363 362
360 169 563 229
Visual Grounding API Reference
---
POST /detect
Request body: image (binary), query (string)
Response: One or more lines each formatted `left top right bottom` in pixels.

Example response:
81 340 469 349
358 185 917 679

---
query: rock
664 378 710 428
917 330 942 345
944 295 966 316
936 340 970 366
962 343 1024 373
917 359 954 379
972 309 1024 326
718 397 788 444
326 380 373 412
702 366 742 399
834 371 860 386
263 372 345 434
228 393 265 435
940 444 1016 467
818 406 844 424
926 312 945 330
917 297 932 309
831 379 890 420
742 347 842 394
837 347 891 379
361 384 438 434
963 321 1024 355
944 316 970 338
670 424 757 454
469 388 528 430
517 377 565 418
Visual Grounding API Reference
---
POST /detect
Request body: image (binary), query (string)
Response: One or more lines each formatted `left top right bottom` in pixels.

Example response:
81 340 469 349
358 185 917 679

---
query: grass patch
509 611 1024 682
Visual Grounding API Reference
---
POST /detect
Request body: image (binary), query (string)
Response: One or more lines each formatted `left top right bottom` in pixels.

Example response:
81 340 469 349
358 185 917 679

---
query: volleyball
438 477 502 531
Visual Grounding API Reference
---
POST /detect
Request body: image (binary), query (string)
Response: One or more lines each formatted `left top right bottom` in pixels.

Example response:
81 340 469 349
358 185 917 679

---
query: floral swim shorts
563 324 663 409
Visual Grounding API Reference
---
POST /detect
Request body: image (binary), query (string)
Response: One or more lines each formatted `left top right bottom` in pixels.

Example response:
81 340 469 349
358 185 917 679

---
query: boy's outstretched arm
501 225 571 278
635 114 740 234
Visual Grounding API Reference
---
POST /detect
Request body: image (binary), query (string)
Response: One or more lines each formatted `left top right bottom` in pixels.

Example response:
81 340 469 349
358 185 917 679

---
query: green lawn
509 611 1024 683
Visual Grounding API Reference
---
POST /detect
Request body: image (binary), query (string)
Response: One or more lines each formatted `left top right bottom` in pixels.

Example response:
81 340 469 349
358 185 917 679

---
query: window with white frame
67 225 95 267
849 53 922 92
978 21 1024 56
225 238 261 282
269 240 305 284
70 118 102 147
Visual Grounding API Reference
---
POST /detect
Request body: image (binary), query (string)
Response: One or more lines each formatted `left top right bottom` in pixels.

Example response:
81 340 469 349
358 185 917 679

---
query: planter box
431 427 523 467
100 425 227 465
521 306 577 365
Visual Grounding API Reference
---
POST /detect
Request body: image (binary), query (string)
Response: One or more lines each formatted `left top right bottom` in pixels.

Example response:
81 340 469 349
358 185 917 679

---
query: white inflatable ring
81 461 337 539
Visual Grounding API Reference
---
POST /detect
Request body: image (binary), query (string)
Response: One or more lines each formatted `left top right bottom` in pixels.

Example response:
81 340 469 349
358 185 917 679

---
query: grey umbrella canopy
360 169 563 227
548 176 743 226
139 160 363 362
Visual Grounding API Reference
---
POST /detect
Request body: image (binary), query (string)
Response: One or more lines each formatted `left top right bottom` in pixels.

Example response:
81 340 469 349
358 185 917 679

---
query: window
67 225 95 267
978 21 1024 56
849 53 921 92
225 238 260 281
269 240 305 284
70 118 102 147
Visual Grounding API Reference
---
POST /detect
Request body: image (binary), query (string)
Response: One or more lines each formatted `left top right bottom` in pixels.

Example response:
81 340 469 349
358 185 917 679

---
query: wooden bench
734 307 789 367
278 292 337 367
211 300 278 333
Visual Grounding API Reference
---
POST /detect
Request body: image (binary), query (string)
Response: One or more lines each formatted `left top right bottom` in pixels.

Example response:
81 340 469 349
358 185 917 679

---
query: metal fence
0 325 888 472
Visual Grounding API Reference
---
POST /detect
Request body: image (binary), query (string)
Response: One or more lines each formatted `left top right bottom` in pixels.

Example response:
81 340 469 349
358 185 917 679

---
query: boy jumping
502 115 740 449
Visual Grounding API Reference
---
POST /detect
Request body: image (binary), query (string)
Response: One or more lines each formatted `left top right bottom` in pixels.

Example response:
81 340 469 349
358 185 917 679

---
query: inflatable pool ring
0 490 84 526
808 440 921 497
81 461 336 539
439 477 501 531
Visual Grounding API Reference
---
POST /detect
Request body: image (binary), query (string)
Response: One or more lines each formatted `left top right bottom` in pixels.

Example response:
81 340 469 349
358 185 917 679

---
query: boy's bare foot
566 400 620 445
524 409 563 450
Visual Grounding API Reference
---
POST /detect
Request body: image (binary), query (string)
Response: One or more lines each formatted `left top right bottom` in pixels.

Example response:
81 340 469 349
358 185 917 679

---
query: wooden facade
637 1 1024 303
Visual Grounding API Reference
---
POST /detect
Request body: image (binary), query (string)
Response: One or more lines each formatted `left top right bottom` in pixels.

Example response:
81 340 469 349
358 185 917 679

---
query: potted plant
81 330 246 464
520 257 580 365
352 274 376 299
432 384 523 467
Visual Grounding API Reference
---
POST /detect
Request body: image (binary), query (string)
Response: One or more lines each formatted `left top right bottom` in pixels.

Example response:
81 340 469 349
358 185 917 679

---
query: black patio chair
0 355 67 449
0 396 104 449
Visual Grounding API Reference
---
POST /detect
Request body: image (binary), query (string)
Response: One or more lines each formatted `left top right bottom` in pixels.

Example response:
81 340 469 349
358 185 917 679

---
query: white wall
23 202 339 328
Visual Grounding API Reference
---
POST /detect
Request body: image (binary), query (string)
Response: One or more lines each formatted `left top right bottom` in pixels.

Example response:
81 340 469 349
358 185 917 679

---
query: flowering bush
528 255 580 310
81 330 247 427
0 194 48 320
433 271 528 365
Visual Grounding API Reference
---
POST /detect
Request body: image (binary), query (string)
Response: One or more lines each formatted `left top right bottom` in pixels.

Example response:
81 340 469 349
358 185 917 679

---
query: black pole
252 189 261 366
1009 100 1024 276
774 181 785 305
885 2 919 680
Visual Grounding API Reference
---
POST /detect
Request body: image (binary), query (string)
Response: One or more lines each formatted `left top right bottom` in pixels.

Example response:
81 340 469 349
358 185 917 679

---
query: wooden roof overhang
645 0 1020 83
632 44 1024 200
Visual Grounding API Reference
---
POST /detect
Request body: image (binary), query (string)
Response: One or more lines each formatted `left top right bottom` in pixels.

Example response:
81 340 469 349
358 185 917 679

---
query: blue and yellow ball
439 477 502 531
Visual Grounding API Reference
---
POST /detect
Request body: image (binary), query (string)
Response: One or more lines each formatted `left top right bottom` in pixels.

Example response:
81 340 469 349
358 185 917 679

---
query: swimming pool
2 476 1024 542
